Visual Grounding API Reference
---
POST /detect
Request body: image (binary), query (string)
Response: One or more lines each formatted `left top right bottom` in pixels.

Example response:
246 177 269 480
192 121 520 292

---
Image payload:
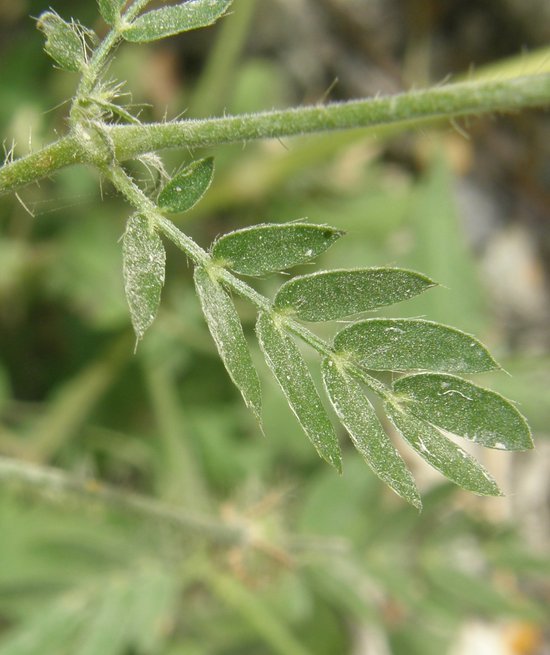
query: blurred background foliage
0 0 549 653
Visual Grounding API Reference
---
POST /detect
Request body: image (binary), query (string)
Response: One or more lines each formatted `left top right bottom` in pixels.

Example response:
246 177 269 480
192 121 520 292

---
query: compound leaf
334 318 499 373
158 158 214 214
194 266 262 424
98 0 126 25
123 0 232 42
394 373 533 451
256 312 341 470
212 223 343 276
321 358 421 509
385 403 501 496
122 214 166 342
37 11 86 72
274 268 436 322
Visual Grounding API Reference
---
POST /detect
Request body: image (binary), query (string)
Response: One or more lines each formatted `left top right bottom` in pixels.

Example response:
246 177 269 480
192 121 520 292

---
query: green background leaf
158 158 215 214
194 266 262 424
386 403 501 496
394 373 533 451
212 223 343 276
321 359 421 509
123 0 232 43
274 268 436 321
122 214 166 341
334 319 499 373
256 312 341 470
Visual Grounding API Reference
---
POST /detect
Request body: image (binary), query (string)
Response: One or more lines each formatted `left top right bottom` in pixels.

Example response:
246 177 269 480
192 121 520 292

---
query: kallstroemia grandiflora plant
2 0 546 510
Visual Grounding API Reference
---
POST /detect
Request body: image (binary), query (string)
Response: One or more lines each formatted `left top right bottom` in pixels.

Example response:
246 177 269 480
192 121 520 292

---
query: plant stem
1 74 549 196
0 456 243 544
73 0 155 101
110 73 550 158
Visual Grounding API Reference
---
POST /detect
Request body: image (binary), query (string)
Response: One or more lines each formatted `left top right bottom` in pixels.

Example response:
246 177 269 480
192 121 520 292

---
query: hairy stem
1 74 549 196
0 456 243 544
73 0 155 101
110 74 550 157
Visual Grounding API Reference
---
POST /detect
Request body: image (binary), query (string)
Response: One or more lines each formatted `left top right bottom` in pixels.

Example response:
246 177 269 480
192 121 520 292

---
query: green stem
110 74 550 158
0 456 243 544
71 0 155 108
0 136 82 195
1 74 549 196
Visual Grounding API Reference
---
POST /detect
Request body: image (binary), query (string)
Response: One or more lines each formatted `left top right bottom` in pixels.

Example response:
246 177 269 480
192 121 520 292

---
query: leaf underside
122 214 166 341
37 12 85 72
256 312 341 471
322 359 421 509
385 403 501 497
194 266 262 425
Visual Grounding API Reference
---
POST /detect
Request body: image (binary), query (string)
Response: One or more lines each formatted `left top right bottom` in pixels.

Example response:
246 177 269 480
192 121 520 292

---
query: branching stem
2 74 549 196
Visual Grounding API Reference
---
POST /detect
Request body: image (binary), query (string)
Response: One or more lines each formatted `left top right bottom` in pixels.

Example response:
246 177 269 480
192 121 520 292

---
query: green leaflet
274 268 436 322
394 373 533 451
37 12 86 72
256 312 341 470
158 158 214 214
123 0 232 43
321 359 421 509
212 223 343 276
194 266 262 424
98 0 126 25
334 319 499 373
385 403 501 496
122 214 166 341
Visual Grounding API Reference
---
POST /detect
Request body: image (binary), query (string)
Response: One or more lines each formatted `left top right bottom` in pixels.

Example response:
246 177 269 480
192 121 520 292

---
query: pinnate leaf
334 318 499 373
123 0 232 42
158 158 214 214
256 312 341 470
394 373 533 451
385 403 501 496
37 12 86 72
98 0 126 25
212 223 343 276
322 359 421 508
194 266 262 424
122 214 166 341
274 268 436 321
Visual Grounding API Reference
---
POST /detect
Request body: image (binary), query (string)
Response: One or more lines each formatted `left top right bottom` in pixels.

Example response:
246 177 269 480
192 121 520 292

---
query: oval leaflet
394 373 533 451
123 0 232 43
274 268 436 321
212 222 343 276
334 318 499 373
158 158 214 214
